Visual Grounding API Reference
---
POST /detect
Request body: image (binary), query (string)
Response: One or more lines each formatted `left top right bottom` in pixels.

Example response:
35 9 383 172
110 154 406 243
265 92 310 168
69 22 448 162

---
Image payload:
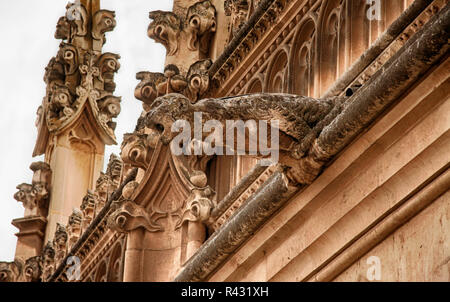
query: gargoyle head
186 1 217 52
148 11 181 56
135 71 166 106
55 16 71 40
50 84 73 110
14 183 35 210
65 2 88 37
145 93 194 144
68 209 83 227
53 223 68 247
57 42 78 76
92 10 117 43
24 257 42 282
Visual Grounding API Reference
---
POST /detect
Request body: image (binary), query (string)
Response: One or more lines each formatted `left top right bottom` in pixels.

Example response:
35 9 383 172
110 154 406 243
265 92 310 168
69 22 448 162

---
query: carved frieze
225 0 250 40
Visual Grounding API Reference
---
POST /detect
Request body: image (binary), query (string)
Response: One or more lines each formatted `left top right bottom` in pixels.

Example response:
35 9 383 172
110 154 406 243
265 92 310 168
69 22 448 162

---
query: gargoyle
145 93 341 184
53 223 68 264
41 241 55 282
54 16 71 40
47 84 75 123
185 59 212 102
135 71 166 107
185 0 217 53
92 9 117 45
97 52 121 93
65 2 88 37
14 183 36 212
97 95 121 130
148 11 181 56
24 256 42 282
0 259 23 282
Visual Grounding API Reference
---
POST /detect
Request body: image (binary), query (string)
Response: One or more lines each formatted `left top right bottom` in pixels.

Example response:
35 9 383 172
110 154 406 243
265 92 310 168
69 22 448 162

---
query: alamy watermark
366 256 382 281
367 0 382 21
169 112 279 166
66 256 81 281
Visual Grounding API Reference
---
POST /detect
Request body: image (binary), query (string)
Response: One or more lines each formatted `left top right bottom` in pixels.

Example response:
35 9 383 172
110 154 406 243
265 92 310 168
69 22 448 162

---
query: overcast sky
0 0 173 261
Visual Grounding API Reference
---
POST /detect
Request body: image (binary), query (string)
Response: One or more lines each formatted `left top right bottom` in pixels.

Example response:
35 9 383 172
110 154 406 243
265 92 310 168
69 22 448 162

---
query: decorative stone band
209 164 277 232
323 0 444 98
175 168 297 282
173 3 450 281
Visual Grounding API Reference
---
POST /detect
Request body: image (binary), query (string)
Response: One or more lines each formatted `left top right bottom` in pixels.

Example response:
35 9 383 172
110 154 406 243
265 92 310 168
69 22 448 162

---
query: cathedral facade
1 0 449 282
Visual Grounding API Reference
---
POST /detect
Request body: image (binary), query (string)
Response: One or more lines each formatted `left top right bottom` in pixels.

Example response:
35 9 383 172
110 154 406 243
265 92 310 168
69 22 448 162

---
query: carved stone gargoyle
135 59 212 107
41 241 55 282
53 223 68 265
23 256 42 282
147 1 216 56
92 9 117 47
0 259 23 282
177 171 215 228
107 180 165 233
14 162 52 217
144 93 345 185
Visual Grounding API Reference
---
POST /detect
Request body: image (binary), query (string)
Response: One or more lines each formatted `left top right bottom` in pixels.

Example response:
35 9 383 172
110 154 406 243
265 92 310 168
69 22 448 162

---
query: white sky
0 0 173 261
